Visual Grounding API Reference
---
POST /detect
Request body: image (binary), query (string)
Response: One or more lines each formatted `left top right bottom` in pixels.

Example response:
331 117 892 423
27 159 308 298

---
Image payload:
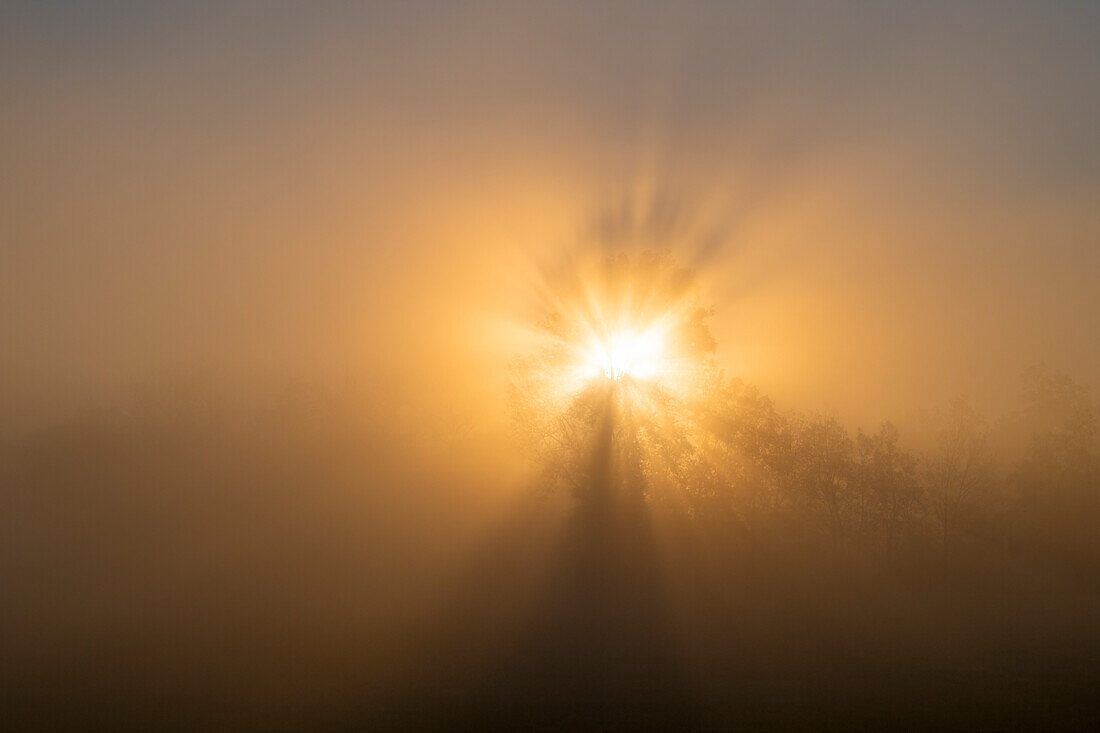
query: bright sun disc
586 328 665 381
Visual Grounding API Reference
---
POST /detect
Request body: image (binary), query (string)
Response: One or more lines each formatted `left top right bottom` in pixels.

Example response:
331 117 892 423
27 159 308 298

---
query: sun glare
585 328 665 381
519 253 712 401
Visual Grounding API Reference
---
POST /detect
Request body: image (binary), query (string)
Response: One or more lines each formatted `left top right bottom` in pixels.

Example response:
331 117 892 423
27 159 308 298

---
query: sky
2 0 1098 433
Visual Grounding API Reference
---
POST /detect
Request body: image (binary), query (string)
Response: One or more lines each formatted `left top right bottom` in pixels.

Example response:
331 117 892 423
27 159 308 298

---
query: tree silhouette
793 414 856 546
1012 367 1100 566
925 397 992 552
854 422 921 555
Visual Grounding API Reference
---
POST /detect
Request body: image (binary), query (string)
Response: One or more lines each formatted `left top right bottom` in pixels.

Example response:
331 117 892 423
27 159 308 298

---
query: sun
508 252 721 500
511 252 716 411
583 327 665 381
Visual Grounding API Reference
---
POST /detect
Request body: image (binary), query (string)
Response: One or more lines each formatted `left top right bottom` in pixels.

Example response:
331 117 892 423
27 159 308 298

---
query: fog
2 2 1099 729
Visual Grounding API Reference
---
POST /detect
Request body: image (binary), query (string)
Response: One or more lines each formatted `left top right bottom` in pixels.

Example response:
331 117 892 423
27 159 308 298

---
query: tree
1011 368 1099 561
697 378 795 519
854 422 921 555
793 415 855 545
926 397 992 552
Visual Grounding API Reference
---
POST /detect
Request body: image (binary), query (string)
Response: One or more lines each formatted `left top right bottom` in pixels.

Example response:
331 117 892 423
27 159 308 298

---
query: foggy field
2 366 1098 729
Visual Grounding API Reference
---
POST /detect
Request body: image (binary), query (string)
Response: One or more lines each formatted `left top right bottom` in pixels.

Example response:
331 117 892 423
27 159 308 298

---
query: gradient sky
2 1 1098 433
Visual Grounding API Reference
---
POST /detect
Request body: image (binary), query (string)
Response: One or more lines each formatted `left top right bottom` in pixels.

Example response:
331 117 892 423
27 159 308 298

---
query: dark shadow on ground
344 389 696 730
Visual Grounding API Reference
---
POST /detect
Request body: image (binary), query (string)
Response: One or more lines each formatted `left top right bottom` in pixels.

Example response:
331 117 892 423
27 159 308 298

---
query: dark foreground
3 398 1098 731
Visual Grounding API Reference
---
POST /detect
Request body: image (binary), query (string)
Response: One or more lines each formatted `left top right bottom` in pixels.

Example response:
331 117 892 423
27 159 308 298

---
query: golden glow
509 252 721 512
583 327 665 381
510 252 717 424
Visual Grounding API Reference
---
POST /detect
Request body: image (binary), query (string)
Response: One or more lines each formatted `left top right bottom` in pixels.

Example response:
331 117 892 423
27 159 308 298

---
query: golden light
583 327 666 382
507 252 723 507
506 251 723 474
507 251 718 406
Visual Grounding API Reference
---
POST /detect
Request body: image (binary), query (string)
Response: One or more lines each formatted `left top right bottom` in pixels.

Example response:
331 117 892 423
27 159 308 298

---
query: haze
2 2 1098 730
3 1 1097 432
